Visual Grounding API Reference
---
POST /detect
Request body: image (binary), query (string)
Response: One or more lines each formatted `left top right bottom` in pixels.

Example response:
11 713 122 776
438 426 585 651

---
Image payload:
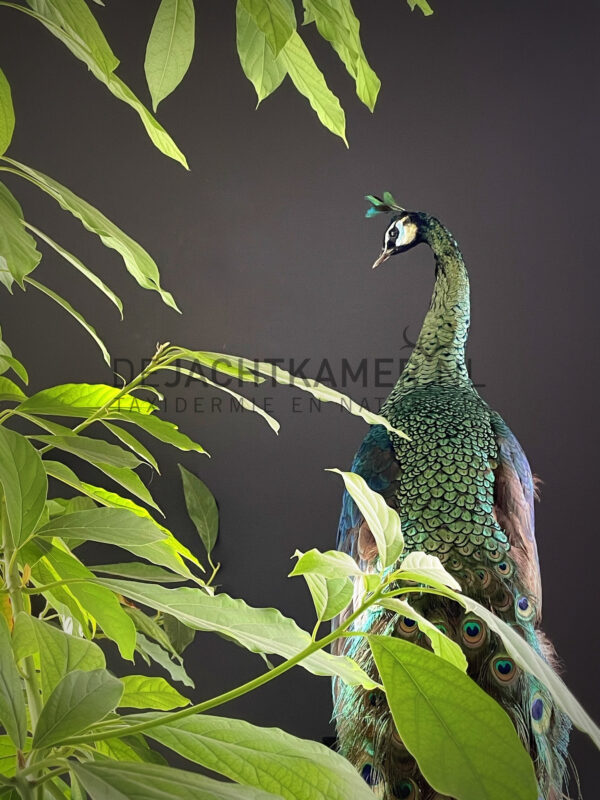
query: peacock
332 195 571 800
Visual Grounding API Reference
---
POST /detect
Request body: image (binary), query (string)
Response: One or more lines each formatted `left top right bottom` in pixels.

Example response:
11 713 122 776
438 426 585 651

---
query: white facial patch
385 218 417 249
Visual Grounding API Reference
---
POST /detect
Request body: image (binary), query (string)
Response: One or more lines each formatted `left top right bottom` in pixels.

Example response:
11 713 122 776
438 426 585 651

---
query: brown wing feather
490 411 542 612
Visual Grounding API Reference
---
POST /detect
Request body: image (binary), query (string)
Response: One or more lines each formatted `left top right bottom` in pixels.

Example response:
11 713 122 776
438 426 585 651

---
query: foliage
0 3 598 800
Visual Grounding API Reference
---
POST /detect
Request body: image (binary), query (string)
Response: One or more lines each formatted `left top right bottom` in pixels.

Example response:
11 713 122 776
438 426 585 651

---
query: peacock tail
332 202 572 800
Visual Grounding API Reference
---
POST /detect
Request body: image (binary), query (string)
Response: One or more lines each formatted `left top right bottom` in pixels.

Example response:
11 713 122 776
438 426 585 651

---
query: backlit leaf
3 158 179 309
327 469 403 568
239 0 296 56
20 383 156 417
278 32 347 143
304 0 380 110
407 0 434 16
0 425 47 547
236 0 287 104
0 377 25 403
36 541 136 659
0 68 14 157
137 713 375 800
26 0 119 76
145 0 195 110
0 183 41 291
96 578 376 688
119 675 189 710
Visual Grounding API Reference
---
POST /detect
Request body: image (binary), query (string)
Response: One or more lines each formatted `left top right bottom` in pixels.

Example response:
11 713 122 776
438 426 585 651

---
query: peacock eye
397 616 418 635
492 656 519 684
462 618 486 647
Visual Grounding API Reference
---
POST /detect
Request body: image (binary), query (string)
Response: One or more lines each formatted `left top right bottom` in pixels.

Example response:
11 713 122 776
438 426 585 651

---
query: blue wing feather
336 425 400 561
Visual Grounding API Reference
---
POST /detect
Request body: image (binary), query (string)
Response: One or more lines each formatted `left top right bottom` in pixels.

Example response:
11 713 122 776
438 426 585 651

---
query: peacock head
365 193 426 268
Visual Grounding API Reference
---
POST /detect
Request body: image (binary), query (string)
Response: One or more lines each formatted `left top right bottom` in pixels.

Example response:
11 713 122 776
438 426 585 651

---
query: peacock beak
372 249 392 269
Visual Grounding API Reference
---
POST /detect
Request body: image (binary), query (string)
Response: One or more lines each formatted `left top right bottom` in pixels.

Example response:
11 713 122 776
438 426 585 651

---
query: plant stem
58 588 383 747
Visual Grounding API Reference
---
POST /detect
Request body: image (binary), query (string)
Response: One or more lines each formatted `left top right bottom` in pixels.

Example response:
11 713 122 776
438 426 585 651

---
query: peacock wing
490 411 542 612
336 424 401 566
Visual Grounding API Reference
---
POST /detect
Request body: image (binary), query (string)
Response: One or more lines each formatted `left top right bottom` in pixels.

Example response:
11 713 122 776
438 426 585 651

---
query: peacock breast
384 384 509 564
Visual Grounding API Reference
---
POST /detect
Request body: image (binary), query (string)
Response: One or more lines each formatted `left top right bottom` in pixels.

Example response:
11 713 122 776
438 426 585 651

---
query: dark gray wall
1 0 599 791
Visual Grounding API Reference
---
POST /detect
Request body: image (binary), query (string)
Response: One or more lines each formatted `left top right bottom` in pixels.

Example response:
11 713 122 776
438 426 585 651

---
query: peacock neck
388 217 472 400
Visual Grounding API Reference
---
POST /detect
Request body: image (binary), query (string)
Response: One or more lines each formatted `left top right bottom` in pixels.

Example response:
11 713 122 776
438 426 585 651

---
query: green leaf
0 616 26 748
71 761 279 800
37 436 161 513
91 562 187 583
96 578 376 688
0 333 28 384
135 633 194 688
368 635 537 800
162 614 196 654
119 675 189 710
35 434 140 468
19 383 156 417
0 182 41 292
394 550 462 592
407 0 434 16
173 350 263 384
25 222 123 316
236 0 287 104
0 425 47 547
239 0 296 56
327 469 403 568
145 0 195 110
47 495 96 518
12 612 105 700
2 158 179 309
42 467 198 579
211 354 408 438
102 75 189 169
377 597 467 671
303 573 353 624
37 541 137 659
108 410 207 455
125 606 178 657
0 377 26 403
163 364 279 433
278 32 347 143
37 507 167 547
178 464 218 557
290 547 363 580
0 68 14 157
18 3 187 168
24 276 110 365
138 713 375 800
103 422 159 472
26 0 119 76
290 549 359 623
0 735 31 779
93 464 159 514
94 733 167 764
33 668 124 749
304 0 380 111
